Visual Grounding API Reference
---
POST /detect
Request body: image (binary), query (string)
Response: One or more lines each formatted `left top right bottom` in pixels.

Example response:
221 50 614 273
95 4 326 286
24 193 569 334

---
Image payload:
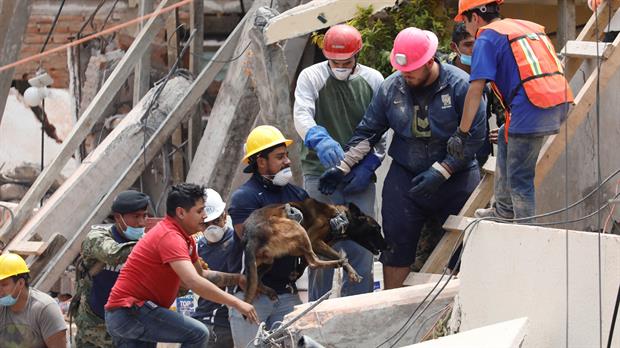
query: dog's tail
243 237 259 304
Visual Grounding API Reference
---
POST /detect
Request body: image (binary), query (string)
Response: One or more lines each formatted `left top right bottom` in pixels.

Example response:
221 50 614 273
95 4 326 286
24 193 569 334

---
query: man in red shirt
105 183 258 347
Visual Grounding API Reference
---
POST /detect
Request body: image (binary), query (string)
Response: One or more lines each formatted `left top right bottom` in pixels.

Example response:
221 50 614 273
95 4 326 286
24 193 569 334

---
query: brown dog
242 198 387 303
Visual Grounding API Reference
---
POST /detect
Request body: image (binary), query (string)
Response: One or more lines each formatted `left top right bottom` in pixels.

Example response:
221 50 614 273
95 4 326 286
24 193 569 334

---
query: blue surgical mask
0 283 22 307
460 53 472 66
120 215 145 241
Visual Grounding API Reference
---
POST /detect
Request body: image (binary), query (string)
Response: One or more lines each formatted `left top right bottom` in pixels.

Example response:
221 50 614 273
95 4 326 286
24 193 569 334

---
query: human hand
319 167 346 195
236 300 259 324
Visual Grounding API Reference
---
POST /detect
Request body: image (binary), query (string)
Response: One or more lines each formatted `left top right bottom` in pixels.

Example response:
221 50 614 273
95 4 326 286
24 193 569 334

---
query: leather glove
305 126 345 168
319 167 346 195
446 128 470 160
408 167 447 198
342 154 381 194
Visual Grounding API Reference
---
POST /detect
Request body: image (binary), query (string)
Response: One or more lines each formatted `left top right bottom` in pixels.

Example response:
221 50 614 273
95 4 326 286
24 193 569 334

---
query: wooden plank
185 0 268 195
32 13 248 292
5 77 192 271
133 0 154 106
563 0 620 80
557 0 576 50
0 0 178 250
187 0 205 164
8 241 47 256
536 29 620 186
420 174 494 273
0 0 31 127
166 8 185 184
482 156 496 175
564 41 613 59
263 0 399 45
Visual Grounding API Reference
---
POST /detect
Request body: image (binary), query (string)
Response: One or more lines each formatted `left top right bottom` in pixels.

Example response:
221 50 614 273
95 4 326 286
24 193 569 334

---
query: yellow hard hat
242 125 293 164
0 253 29 281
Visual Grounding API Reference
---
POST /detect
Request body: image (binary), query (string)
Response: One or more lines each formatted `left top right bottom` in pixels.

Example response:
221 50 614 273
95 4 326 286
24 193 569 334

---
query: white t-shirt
0 288 67 347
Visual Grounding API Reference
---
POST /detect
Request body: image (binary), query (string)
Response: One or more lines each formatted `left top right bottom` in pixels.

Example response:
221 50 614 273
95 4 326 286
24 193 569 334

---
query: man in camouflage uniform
71 190 150 347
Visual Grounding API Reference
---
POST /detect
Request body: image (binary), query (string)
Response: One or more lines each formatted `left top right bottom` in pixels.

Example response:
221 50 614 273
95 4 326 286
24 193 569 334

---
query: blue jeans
105 302 209 348
229 292 301 348
494 125 544 220
303 175 375 301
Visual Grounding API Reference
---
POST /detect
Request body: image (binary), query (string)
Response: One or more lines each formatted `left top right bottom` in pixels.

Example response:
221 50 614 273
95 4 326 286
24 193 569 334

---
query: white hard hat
204 188 226 223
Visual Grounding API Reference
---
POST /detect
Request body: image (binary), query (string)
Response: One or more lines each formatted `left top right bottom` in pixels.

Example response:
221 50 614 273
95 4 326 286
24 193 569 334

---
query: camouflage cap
111 190 150 214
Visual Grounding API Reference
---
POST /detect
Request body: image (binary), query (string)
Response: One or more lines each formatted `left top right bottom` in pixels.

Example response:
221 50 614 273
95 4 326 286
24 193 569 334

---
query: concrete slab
457 221 620 348
285 279 459 347
403 317 528 348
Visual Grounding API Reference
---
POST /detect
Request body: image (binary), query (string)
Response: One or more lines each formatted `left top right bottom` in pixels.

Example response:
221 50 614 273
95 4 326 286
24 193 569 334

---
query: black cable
608 281 620 348
77 0 107 38
189 41 252 64
40 0 66 54
140 29 196 174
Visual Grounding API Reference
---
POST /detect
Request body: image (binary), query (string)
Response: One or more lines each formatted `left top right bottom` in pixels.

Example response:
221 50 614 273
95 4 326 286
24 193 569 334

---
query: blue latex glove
305 126 345 168
342 154 381 194
319 167 346 195
446 128 470 160
408 167 447 198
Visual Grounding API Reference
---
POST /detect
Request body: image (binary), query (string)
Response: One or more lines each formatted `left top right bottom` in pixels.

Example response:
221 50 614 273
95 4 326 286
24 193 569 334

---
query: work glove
408 167 447 198
342 154 381 194
305 126 345 168
446 128 470 160
319 167 346 195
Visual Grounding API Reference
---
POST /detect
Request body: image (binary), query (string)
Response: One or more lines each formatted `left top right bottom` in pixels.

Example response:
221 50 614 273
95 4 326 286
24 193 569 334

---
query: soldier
71 190 150 347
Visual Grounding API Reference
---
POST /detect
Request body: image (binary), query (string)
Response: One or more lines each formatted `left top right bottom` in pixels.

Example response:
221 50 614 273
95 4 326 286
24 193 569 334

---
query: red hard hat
454 0 503 22
322 24 363 60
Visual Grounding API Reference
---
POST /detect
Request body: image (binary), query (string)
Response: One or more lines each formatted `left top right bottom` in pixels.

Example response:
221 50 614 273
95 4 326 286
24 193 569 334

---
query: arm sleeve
470 33 499 82
81 230 135 266
444 77 487 172
39 302 67 341
293 68 323 140
338 83 391 172
158 232 192 264
362 68 389 161
228 189 260 226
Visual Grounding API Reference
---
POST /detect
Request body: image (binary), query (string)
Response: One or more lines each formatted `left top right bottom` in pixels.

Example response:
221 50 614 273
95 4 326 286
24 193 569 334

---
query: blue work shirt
192 226 237 327
471 29 569 136
87 225 129 318
228 173 309 294
348 61 486 176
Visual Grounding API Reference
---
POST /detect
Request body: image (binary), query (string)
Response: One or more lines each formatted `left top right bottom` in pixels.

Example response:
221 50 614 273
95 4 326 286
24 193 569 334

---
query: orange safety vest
478 19 574 138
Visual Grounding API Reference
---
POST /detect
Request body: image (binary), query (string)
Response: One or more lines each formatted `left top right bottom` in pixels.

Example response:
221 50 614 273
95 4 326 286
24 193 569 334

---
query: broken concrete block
0 183 29 201
285 280 459 347
403 317 528 348
456 221 620 348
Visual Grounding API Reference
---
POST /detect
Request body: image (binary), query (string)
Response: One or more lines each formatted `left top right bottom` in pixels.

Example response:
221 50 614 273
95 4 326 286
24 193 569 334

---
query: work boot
474 207 513 220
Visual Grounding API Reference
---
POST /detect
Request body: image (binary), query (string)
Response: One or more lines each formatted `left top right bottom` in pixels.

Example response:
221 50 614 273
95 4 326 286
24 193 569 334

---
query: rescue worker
0 253 67 347
228 125 308 348
72 190 150 347
449 22 506 167
319 27 486 289
293 24 386 300
448 0 573 220
105 183 258 347
192 188 237 348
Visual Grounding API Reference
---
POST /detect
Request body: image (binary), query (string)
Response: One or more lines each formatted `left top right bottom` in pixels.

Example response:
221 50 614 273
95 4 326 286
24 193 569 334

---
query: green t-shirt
294 62 384 176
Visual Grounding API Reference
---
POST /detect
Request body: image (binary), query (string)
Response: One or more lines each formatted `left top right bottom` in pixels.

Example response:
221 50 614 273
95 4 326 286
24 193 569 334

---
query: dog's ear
347 202 362 216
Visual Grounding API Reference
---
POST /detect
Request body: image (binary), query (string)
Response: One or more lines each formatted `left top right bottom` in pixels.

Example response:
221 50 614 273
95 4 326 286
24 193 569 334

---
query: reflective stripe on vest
477 19 574 110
